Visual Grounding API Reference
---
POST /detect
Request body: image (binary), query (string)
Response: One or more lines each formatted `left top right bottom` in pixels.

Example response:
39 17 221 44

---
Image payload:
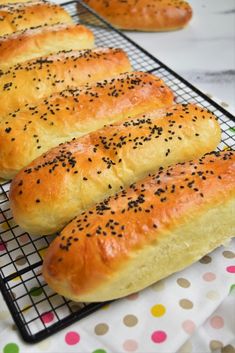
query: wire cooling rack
0 0 235 344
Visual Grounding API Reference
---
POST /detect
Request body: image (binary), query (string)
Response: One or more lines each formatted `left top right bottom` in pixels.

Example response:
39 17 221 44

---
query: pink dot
203 272 216 281
182 320 196 334
0 242 7 251
151 330 167 343
226 266 235 273
41 311 54 324
210 316 224 329
126 293 139 300
65 331 80 345
123 339 138 352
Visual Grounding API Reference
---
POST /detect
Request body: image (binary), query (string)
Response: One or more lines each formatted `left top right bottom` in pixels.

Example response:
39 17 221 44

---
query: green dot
3 343 19 353
92 349 107 353
229 127 235 133
29 286 43 297
230 284 235 295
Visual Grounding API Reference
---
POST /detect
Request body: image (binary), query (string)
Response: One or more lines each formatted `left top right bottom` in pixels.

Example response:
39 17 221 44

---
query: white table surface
55 0 235 108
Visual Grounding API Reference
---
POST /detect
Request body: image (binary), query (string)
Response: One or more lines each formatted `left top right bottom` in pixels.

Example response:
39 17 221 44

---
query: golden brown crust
9 104 221 235
0 71 174 179
42 150 235 302
0 1 73 36
0 47 131 118
0 0 36 3
83 0 192 31
0 23 94 69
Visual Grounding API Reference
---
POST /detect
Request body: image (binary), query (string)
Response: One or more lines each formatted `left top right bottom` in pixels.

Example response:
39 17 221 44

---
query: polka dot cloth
0 239 234 353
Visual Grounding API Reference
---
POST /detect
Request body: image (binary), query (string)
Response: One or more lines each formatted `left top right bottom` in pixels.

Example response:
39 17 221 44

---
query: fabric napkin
0 238 234 353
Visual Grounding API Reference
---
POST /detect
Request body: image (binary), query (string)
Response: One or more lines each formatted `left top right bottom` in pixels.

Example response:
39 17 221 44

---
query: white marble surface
56 0 235 107
125 0 235 106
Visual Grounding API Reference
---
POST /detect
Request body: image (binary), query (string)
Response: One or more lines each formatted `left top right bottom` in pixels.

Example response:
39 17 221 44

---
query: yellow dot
101 304 110 310
1 222 9 230
151 304 166 317
39 248 47 259
22 305 31 313
223 146 230 151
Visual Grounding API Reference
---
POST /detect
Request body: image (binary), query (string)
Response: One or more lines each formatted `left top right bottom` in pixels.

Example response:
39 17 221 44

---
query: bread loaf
0 0 35 3
42 150 235 302
0 72 174 179
9 104 221 235
0 23 94 70
83 0 192 31
0 1 73 36
0 48 131 118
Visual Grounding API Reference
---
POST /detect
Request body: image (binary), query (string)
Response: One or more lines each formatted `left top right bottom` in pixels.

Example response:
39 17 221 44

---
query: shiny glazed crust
9 104 221 235
0 0 36 3
0 71 174 179
84 0 192 31
0 1 73 36
0 23 94 69
42 150 235 302
0 47 131 118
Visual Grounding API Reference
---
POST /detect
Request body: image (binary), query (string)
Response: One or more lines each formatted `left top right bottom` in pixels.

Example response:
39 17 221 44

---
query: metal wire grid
0 0 235 344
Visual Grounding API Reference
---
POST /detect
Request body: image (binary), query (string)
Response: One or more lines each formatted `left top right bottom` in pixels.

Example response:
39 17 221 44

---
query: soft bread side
0 1 73 36
83 0 192 31
9 104 221 235
0 23 94 70
0 48 131 118
42 150 235 302
0 71 174 179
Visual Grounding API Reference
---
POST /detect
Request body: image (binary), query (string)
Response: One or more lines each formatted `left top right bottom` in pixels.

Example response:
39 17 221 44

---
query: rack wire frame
0 0 235 344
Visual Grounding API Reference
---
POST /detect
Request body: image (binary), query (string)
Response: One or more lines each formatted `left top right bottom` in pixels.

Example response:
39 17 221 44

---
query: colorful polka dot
0 241 7 251
40 311 54 324
179 299 194 309
123 314 138 327
94 323 109 335
182 320 195 334
70 303 84 312
126 293 139 300
29 287 43 297
199 255 212 264
209 340 223 351
101 304 110 310
151 330 167 343
39 248 47 259
92 350 107 353
22 305 31 313
15 255 27 266
151 304 166 317
19 234 29 244
202 272 216 281
223 250 235 259
65 331 80 345
229 284 235 294
226 266 235 273
222 345 235 353
3 343 19 353
210 315 224 329
177 278 191 288
206 290 220 300
123 339 138 352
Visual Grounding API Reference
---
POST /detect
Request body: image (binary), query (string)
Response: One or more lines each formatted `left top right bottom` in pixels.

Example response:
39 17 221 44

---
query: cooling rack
0 0 235 344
